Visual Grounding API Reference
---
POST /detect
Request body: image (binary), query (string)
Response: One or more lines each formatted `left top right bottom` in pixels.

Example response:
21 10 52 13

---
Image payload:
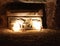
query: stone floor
0 29 60 46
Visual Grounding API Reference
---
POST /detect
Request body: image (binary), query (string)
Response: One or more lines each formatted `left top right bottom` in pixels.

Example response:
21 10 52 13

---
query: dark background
55 0 60 29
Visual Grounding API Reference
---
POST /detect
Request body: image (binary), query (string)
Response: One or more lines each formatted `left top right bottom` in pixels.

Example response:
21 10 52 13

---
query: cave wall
55 0 60 29
46 0 57 29
0 0 56 29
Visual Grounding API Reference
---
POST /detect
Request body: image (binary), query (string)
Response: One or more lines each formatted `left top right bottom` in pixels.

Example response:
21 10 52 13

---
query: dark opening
3 2 47 28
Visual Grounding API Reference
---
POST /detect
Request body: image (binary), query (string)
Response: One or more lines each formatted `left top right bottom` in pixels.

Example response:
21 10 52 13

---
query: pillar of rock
46 0 56 29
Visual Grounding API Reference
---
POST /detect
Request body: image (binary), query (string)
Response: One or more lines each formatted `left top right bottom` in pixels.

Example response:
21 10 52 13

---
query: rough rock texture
46 0 56 29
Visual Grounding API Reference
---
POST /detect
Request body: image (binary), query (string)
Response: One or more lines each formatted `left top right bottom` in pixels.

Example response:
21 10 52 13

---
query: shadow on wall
55 0 60 29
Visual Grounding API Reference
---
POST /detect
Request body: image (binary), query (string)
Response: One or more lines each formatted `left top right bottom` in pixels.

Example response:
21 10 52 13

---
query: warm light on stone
12 20 24 32
12 17 42 32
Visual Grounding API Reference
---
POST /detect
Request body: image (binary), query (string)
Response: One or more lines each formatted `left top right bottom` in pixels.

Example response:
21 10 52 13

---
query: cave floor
0 28 60 46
